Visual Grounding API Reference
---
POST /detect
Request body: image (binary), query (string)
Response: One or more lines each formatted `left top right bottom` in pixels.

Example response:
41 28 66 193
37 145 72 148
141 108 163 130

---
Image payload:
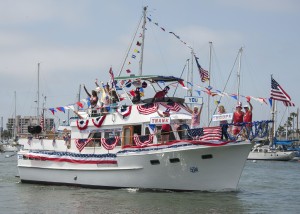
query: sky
0 0 300 130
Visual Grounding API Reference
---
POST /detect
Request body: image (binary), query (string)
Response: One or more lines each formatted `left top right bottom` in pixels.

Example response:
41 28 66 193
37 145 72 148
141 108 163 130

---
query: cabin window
202 154 213 159
150 160 160 165
169 158 180 163
87 132 102 147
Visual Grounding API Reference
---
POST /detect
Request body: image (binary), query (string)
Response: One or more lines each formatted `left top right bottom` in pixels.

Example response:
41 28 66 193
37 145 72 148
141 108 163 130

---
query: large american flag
194 55 209 82
188 126 222 141
271 77 295 107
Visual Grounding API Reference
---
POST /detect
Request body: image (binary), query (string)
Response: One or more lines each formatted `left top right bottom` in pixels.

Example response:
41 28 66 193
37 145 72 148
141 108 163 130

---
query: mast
77 84 81 111
186 58 190 96
297 107 299 139
14 91 17 139
270 100 276 147
37 63 40 122
0 116 3 142
190 50 193 96
237 47 243 104
208 42 212 125
138 6 147 75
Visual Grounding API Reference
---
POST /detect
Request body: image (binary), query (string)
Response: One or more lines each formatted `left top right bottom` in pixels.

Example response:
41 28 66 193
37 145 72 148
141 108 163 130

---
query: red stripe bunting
137 103 158 115
101 136 120 150
133 134 154 146
77 119 89 130
92 115 106 128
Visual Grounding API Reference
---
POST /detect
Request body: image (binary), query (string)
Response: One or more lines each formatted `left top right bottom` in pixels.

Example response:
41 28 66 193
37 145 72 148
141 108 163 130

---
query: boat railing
225 120 273 141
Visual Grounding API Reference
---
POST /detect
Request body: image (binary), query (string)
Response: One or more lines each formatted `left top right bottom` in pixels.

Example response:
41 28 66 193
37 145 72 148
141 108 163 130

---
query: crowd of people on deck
81 77 253 143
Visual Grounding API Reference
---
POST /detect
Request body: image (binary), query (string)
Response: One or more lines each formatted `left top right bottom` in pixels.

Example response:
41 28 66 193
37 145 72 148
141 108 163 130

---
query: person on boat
232 104 244 135
243 101 253 132
157 109 171 144
83 84 99 116
152 86 170 102
132 87 141 104
186 105 203 129
218 105 228 140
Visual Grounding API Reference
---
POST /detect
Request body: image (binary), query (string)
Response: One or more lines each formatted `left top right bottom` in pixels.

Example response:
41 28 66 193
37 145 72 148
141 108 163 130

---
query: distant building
6 115 54 135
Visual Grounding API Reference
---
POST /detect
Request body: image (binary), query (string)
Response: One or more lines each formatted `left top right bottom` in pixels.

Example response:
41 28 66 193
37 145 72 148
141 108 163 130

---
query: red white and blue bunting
92 115 106 128
137 103 158 115
117 105 132 118
23 151 117 164
133 134 154 146
75 138 92 152
101 136 120 150
77 119 89 130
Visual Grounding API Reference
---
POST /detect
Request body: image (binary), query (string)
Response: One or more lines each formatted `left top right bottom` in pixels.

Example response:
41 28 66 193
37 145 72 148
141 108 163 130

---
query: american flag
160 101 181 112
40 110 44 131
75 138 92 152
194 55 209 82
51 123 56 133
271 77 295 107
188 126 222 141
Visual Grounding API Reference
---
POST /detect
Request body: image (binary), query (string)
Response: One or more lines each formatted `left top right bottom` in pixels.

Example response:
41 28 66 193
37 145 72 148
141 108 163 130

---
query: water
1 153 300 214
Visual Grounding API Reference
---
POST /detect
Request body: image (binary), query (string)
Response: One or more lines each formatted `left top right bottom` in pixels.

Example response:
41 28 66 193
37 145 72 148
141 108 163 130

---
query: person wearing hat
152 86 170 102
232 103 244 135
243 101 253 130
157 109 171 144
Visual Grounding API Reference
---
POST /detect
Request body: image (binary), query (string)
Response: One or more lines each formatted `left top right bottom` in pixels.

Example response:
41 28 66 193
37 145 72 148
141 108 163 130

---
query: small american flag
160 101 181 112
271 77 295 107
194 55 209 82
40 110 44 131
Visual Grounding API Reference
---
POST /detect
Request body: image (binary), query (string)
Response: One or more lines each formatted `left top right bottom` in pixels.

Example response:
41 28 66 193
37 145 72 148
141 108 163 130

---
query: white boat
17 7 261 192
247 143 295 161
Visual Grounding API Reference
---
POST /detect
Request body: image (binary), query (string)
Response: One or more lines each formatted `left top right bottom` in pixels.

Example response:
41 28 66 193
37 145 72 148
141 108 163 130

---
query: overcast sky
1 0 299 129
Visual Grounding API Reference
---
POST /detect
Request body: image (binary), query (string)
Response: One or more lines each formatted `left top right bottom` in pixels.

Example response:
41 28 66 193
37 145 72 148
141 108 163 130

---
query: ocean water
1 153 300 214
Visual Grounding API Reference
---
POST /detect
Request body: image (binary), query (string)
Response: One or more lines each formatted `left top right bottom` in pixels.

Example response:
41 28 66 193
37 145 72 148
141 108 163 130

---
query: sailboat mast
237 48 243 104
37 63 40 121
13 91 17 139
208 42 212 125
138 6 147 76
270 99 276 147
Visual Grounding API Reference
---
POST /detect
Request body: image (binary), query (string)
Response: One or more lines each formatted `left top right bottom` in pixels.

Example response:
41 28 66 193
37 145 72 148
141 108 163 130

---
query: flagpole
139 6 147 76
237 47 243 104
208 42 212 126
37 62 40 123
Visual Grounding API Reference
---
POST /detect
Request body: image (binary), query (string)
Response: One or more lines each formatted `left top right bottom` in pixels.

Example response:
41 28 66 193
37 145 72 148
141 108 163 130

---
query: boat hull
247 151 295 161
18 141 252 191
